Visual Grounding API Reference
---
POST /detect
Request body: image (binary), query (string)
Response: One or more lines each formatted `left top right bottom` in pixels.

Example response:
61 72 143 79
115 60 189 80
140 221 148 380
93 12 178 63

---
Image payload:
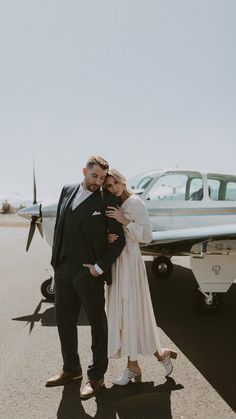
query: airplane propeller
18 164 43 251
26 213 43 251
33 163 37 205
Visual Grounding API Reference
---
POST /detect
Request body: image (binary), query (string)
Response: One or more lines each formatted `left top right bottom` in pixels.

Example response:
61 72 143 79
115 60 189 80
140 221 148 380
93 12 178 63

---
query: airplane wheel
41 278 55 301
194 289 223 314
152 256 173 278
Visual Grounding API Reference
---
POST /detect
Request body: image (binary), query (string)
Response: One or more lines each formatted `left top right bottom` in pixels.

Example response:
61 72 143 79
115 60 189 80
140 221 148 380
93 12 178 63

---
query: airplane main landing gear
151 256 173 278
194 288 223 314
41 276 55 301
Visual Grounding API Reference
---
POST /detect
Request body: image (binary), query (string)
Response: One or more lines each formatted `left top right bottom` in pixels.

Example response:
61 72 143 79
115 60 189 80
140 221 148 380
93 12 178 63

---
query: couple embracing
46 156 177 399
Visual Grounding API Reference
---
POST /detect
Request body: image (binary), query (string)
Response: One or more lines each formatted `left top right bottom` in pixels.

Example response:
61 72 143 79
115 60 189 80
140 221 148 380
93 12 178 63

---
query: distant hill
0 194 32 209
0 194 56 210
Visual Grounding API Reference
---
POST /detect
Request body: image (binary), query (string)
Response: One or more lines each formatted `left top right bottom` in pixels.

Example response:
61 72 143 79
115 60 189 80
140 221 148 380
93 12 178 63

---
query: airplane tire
194 289 223 314
151 256 173 278
41 278 55 302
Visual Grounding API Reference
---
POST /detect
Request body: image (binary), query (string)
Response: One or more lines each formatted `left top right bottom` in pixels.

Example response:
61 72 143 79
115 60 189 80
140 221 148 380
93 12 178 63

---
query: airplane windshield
128 172 161 191
147 172 203 201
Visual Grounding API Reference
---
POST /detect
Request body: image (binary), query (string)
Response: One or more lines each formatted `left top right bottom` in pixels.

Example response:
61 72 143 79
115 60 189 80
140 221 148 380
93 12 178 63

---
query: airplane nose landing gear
194 288 223 314
41 276 55 301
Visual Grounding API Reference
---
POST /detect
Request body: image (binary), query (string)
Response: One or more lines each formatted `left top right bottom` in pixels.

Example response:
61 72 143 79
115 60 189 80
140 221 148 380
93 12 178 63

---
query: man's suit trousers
54 258 108 380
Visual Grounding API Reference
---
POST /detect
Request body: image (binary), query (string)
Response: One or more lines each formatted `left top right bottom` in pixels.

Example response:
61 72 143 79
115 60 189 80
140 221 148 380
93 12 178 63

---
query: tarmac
0 220 236 418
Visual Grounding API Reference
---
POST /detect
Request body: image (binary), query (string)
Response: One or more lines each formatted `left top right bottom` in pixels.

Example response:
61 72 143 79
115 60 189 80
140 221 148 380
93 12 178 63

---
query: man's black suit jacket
51 184 126 285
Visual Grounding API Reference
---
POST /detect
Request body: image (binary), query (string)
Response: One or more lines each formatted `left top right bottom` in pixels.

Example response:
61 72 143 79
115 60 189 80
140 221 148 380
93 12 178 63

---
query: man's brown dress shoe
46 370 83 387
80 379 104 400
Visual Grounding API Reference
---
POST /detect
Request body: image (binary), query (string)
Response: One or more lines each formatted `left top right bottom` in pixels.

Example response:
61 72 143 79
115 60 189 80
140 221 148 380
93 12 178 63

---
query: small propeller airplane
18 168 236 313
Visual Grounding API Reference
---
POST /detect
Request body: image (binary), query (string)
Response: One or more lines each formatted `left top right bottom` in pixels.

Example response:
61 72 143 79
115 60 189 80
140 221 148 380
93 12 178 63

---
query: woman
104 169 177 385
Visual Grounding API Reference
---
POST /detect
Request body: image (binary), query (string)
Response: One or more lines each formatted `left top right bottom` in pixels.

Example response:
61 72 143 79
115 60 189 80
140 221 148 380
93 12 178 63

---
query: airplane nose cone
17 204 41 220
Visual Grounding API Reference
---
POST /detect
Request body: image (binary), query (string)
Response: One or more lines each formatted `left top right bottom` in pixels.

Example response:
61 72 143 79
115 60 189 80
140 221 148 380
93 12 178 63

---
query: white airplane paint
18 168 236 313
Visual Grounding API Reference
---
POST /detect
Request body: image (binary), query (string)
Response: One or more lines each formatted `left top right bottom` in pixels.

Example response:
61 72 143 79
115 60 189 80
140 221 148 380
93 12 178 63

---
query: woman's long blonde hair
105 168 133 196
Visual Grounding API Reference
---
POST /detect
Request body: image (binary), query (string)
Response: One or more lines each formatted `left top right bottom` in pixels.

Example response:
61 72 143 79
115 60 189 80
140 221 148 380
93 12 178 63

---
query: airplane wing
140 224 236 256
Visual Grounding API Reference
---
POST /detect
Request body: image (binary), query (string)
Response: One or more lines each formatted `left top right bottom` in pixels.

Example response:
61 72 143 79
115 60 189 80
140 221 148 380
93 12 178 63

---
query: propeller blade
26 219 36 251
33 163 37 204
36 222 43 238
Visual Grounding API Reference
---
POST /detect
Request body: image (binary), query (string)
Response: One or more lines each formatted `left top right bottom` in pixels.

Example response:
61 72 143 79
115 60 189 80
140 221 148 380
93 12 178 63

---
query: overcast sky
0 0 235 202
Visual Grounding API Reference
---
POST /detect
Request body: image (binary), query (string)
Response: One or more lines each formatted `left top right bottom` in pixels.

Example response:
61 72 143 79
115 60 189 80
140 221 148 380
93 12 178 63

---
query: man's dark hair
86 156 109 171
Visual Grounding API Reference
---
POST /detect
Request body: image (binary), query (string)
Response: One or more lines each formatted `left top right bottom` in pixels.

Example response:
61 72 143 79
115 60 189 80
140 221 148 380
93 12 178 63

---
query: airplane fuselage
18 168 236 312
19 169 236 247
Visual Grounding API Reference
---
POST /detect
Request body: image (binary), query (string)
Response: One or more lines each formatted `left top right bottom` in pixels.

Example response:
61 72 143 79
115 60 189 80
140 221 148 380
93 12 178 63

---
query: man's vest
60 196 95 264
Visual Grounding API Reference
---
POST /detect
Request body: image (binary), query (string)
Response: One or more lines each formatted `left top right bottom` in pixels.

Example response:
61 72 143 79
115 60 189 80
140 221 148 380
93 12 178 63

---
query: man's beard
87 184 100 192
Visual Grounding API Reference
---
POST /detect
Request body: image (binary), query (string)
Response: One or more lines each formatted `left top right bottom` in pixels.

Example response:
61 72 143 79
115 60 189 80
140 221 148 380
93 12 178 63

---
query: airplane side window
225 182 236 201
207 174 236 201
207 179 220 200
188 178 203 200
147 174 187 201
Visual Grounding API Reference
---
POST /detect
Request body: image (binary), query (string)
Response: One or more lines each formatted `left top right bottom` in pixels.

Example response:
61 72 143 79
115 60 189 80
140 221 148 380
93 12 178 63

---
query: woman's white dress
106 194 164 361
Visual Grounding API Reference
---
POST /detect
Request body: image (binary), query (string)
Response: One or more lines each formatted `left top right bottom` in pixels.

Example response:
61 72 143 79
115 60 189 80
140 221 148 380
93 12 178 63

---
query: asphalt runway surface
0 225 236 419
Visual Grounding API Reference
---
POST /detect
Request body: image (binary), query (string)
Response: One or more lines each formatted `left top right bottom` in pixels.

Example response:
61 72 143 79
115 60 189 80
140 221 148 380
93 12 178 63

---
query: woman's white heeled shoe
159 348 177 377
113 368 142 386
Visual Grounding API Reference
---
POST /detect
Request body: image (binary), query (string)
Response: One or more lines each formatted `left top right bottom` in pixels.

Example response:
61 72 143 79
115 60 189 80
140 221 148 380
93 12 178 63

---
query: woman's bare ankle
154 349 167 361
127 360 141 374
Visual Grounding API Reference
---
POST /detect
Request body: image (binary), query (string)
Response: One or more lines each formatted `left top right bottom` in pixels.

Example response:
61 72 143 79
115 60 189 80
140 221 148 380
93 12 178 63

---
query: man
46 156 125 399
